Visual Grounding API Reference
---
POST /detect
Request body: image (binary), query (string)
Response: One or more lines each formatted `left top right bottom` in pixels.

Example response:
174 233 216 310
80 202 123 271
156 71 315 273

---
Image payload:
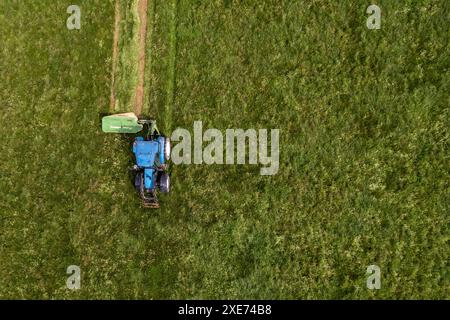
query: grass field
0 0 448 299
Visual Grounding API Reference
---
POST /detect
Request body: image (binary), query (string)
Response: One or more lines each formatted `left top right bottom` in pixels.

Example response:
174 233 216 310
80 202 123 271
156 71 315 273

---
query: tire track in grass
134 0 149 116
164 0 178 133
110 0 121 112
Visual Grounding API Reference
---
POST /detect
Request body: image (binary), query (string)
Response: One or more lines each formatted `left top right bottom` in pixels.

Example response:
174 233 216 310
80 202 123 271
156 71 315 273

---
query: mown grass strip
143 0 157 117
110 0 121 112
114 0 139 113
134 0 149 116
164 0 178 133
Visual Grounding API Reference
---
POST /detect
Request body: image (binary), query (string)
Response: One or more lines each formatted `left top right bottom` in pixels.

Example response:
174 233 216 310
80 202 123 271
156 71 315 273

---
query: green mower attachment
102 112 143 133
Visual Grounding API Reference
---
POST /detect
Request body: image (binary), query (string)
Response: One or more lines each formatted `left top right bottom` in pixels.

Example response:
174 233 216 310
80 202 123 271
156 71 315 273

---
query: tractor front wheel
134 172 143 192
159 173 170 193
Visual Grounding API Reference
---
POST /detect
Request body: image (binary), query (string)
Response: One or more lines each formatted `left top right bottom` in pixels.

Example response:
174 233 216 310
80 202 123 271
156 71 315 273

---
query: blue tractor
102 114 170 208
132 120 171 208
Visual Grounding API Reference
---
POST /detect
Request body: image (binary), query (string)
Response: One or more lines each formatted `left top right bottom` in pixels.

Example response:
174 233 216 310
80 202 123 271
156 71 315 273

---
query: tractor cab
133 138 158 168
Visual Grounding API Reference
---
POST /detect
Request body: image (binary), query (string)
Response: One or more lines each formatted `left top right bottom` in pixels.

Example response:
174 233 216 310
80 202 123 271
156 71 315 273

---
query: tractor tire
159 173 170 193
164 137 171 161
134 172 143 192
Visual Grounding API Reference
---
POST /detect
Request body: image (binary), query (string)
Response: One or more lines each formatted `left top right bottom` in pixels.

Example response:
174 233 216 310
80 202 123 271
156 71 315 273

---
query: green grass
114 0 139 113
0 0 448 299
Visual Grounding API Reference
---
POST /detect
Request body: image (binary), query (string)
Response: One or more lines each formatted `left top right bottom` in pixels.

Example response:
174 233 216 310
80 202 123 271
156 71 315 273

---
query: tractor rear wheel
164 137 171 161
